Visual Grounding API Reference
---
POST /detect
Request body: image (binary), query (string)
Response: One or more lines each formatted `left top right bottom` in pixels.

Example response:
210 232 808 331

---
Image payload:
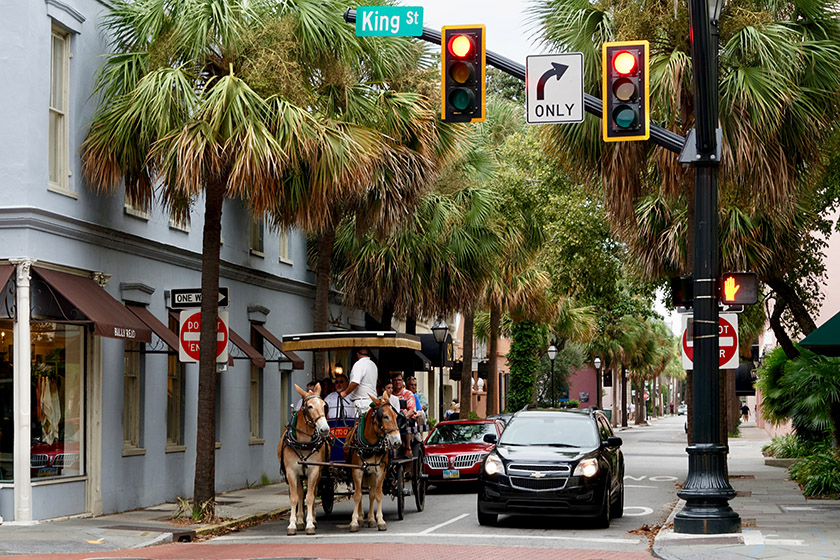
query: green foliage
537 344 586 407
789 450 840 498
486 67 525 105
467 411 481 420
507 321 544 411
557 399 579 409
762 434 830 458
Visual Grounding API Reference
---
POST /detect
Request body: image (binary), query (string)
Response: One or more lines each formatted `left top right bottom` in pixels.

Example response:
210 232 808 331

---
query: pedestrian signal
719 272 758 305
441 25 486 123
602 40 650 142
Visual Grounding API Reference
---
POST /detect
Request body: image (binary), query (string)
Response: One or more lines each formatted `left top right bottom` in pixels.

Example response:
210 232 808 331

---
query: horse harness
346 403 397 468
281 394 330 474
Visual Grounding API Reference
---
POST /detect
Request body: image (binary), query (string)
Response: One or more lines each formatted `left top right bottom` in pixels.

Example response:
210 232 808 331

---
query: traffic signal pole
674 0 740 534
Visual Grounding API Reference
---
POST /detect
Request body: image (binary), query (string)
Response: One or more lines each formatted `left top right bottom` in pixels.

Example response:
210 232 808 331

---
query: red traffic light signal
719 272 758 305
602 40 650 142
441 25 486 123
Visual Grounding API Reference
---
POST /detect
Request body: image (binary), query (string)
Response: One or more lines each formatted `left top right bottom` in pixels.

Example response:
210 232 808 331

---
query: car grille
510 476 569 491
54 453 79 467
31 454 50 468
453 453 484 468
425 454 449 469
508 463 571 476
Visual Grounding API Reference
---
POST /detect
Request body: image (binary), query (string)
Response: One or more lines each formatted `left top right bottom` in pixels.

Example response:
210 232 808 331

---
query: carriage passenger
340 348 379 415
325 374 355 418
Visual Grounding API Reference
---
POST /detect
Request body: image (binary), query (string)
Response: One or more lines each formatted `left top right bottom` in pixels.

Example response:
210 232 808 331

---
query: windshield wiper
543 443 580 448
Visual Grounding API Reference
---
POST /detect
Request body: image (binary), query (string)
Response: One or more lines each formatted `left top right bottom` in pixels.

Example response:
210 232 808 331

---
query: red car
423 419 505 484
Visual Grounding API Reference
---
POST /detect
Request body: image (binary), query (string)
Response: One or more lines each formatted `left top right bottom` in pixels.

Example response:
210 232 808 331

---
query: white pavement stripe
213 532 642 544
418 513 468 534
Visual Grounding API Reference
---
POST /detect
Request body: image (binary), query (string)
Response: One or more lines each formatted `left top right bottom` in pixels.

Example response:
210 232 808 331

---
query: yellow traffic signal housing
441 25 486 123
602 40 650 142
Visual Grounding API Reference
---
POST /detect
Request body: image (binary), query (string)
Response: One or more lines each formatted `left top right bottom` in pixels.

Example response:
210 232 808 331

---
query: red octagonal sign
682 315 738 370
179 310 228 362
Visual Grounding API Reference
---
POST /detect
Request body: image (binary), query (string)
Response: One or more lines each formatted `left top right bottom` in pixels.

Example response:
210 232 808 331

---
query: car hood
495 444 593 463
425 442 493 455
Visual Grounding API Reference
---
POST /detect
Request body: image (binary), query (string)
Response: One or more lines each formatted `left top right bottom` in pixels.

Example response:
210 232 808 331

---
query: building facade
0 0 347 522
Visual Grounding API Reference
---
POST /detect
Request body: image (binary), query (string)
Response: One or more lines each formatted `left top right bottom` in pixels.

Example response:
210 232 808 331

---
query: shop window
123 340 144 453
31 323 85 480
0 323 13 481
49 26 71 194
166 348 185 450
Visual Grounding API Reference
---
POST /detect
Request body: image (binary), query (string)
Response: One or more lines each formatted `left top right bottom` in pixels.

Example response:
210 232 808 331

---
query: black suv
477 408 624 528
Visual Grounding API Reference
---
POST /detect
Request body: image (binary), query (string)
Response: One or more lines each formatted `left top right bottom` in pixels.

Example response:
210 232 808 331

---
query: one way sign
526 53 584 124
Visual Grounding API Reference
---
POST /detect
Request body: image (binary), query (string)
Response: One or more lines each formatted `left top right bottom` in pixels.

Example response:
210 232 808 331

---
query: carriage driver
340 348 379 416
325 373 355 418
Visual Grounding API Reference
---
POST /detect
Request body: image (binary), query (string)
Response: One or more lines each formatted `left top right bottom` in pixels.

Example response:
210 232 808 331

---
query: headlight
573 458 599 478
484 453 504 476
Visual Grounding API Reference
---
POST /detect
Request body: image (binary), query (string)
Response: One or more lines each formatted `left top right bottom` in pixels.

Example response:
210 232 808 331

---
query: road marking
622 506 654 517
214 532 642 544
418 513 468 534
624 484 657 488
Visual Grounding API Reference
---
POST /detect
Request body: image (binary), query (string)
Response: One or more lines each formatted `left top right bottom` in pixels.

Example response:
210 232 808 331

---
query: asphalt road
200 415 689 557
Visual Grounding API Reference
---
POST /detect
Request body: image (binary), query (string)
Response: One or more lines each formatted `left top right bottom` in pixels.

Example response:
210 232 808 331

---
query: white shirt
348 356 378 406
325 391 355 418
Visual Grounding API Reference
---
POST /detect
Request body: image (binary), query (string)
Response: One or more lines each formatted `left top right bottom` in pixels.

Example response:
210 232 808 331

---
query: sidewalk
653 421 840 560
0 482 292 556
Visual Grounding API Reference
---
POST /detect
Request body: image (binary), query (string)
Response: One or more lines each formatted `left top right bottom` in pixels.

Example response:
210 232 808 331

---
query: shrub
789 450 840 498
762 434 830 458
558 399 580 409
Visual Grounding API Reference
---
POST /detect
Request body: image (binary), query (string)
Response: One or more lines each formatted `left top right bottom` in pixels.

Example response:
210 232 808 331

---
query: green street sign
355 6 423 37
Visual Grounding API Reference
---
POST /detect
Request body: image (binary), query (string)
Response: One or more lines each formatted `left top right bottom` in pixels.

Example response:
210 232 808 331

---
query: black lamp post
594 356 602 409
547 344 558 407
432 319 449 421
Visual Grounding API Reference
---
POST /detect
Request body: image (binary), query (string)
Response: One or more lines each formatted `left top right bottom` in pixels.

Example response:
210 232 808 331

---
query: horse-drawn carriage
278 331 429 534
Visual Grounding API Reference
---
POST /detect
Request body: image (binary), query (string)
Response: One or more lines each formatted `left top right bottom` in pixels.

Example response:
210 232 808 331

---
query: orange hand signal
723 276 740 301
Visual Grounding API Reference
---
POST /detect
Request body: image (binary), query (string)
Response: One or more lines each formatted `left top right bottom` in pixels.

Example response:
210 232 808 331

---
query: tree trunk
769 297 800 360
380 302 394 331
634 379 645 425
460 308 474 418
766 277 817 335
313 228 336 379
193 177 225 512
831 401 840 449
405 315 417 335
621 367 628 428
487 302 501 415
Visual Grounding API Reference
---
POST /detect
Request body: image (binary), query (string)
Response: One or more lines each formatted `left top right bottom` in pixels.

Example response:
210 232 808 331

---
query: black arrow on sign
536 62 569 101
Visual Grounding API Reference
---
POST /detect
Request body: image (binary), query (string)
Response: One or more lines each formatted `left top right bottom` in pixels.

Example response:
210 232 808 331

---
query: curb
194 506 292 538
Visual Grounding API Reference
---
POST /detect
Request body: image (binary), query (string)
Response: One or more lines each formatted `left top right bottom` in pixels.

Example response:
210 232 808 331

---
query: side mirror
604 436 623 447
483 433 498 444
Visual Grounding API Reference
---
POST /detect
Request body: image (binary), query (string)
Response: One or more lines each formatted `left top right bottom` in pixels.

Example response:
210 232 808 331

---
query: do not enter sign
179 310 229 363
681 313 739 370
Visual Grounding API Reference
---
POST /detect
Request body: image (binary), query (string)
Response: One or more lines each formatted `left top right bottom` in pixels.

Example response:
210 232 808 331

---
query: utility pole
674 0 741 534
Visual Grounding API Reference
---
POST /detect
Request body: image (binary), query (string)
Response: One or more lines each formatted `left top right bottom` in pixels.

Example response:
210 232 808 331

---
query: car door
597 415 621 493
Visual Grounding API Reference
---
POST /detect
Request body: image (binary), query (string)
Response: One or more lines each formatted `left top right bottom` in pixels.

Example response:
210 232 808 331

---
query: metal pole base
675 443 741 534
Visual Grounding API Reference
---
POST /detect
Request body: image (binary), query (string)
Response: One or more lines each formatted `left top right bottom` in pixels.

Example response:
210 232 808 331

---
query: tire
319 478 334 516
412 445 426 511
477 505 497 526
611 480 624 519
595 485 611 528
395 464 405 520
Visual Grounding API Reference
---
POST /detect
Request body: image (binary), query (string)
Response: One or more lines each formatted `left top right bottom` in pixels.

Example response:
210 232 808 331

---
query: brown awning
0 264 14 294
169 311 265 368
252 323 305 370
126 305 179 351
33 267 152 342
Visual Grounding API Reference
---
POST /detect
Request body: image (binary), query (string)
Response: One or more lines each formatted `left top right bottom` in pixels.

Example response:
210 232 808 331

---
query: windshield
427 423 495 445
499 415 599 448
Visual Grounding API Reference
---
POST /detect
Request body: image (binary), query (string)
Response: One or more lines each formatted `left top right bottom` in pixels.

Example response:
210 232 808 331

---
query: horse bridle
299 393 328 427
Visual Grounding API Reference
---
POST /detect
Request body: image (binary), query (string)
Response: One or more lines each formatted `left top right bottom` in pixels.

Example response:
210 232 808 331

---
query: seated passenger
324 374 355 418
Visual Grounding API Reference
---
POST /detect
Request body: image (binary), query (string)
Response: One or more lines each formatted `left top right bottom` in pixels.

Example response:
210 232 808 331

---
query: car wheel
477 494 497 526
610 480 624 519
596 485 611 528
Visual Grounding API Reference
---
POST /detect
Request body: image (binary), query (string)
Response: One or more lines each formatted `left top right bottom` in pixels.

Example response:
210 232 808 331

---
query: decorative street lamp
432 319 449 421
547 343 558 407
594 356 602 409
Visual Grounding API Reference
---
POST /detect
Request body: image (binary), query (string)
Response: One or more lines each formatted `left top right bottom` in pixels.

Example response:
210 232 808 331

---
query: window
249 333 264 442
123 340 144 453
250 216 265 256
124 191 150 220
279 229 291 263
49 26 70 192
167 314 185 449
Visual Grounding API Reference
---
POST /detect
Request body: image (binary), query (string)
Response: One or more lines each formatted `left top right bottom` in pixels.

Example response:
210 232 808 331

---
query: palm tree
83 0 373 510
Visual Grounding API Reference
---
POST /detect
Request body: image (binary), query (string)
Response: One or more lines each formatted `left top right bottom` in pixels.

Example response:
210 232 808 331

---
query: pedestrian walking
740 402 750 422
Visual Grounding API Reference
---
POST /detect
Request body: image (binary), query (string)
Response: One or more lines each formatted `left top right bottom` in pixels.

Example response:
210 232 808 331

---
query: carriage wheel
412 446 426 512
319 477 335 516
395 464 405 520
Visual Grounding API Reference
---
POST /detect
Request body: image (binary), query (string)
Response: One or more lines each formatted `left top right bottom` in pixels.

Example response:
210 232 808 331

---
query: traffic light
441 25 486 123
719 272 758 305
670 275 694 309
602 40 650 142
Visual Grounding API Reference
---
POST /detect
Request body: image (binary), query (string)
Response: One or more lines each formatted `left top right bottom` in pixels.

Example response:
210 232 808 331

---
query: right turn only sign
681 312 739 370
526 53 584 124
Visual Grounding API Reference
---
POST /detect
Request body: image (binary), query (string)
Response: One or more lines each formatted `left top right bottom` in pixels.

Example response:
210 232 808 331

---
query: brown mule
278 383 330 535
344 391 401 532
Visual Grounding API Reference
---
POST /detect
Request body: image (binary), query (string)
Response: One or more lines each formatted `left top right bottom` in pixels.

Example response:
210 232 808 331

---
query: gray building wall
0 0 343 519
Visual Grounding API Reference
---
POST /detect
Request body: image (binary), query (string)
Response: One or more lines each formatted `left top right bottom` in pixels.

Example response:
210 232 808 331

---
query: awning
0 264 14 293
800 310 840 357
419 333 454 368
252 324 305 370
169 311 265 367
32 267 152 342
126 304 179 351
281 330 422 352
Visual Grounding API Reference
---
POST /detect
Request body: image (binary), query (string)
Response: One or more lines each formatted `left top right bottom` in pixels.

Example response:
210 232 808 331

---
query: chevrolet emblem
530 472 547 478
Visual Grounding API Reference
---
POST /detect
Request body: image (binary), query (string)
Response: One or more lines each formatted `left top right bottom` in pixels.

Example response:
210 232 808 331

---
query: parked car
424 419 505 484
677 403 688 415
477 408 624 528
486 412 514 426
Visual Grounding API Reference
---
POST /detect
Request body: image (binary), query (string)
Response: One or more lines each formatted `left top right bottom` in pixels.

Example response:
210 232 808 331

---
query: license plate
443 469 460 479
